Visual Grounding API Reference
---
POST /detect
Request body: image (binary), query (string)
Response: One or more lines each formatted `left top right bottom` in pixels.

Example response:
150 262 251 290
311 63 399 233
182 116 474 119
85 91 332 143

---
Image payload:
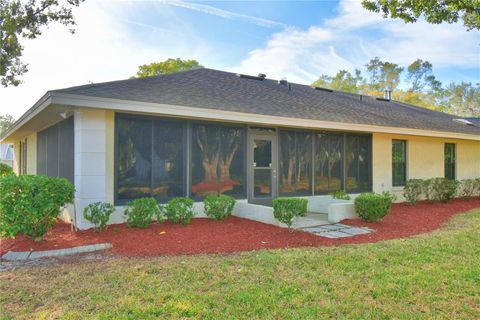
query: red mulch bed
1 197 480 257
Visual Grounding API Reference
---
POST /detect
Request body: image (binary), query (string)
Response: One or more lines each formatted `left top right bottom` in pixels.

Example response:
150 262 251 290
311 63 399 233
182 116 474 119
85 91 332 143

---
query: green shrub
457 179 480 198
0 163 13 178
272 198 308 229
354 192 393 222
429 178 459 202
204 195 236 220
0 175 75 239
124 198 159 228
403 179 424 205
330 190 351 200
162 197 194 225
83 202 115 231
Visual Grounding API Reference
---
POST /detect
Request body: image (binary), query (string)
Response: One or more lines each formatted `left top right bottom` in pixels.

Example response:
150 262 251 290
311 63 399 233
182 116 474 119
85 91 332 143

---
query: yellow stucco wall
26 132 37 175
372 133 480 197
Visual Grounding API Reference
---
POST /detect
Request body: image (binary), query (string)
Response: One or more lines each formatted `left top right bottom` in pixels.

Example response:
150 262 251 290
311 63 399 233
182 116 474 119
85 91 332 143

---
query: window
191 124 245 198
37 117 74 183
392 140 407 187
314 132 343 193
279 130 312 196
116 115 186 203
345 135 371 192
444 143 456 180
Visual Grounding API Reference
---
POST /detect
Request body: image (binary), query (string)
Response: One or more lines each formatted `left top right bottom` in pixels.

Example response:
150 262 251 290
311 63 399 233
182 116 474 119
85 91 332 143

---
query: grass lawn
1 209 480 319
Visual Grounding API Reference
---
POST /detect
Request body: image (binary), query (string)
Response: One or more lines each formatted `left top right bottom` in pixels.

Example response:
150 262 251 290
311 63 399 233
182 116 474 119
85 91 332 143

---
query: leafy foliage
457 179 480 198
457 178 480 198
354 192 393 222
425 178 459 203
403 179 425 205
134 58 203 78
83 202 115 231
124 198 158 228
0 163 13 177
0 114 15 136
0 175 75 239
1 0 84 87
330 190 351 200
361 0 480 31
204 195 236 220
272 198 308 229
310 57 479 117
161 197 195 225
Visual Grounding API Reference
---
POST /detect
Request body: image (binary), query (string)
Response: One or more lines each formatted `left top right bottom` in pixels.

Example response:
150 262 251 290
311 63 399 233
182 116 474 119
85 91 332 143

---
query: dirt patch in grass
1 197 480 257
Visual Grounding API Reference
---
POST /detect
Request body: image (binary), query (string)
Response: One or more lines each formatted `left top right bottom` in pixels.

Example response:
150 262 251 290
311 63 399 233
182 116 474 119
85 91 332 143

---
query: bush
272 198 308 229
429 178 459 202
124 198 159 228
330 190 351 200
457 179 480 198
403 179 424 205
83 202 115 231
204 195 236 220
0 163 13 178
162 197 194 225
0 175 75 239
354 192 393 222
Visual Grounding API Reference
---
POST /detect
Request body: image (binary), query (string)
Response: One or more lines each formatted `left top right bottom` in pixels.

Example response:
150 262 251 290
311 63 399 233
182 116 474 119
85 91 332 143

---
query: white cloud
0 0 211 118
232 0 479 84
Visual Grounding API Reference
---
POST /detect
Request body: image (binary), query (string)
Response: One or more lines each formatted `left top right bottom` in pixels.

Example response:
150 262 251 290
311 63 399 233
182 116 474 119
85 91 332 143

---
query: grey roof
53 68 480 135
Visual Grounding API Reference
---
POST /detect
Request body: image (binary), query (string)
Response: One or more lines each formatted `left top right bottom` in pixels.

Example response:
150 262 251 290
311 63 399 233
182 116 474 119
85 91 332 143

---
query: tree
312 69 364 93
0 114 15 137
361 0 480 31
407 59 442 93
0 0 84 87
365 57 404 93
134 58 203 78
309 57 478 117
440 82 480 117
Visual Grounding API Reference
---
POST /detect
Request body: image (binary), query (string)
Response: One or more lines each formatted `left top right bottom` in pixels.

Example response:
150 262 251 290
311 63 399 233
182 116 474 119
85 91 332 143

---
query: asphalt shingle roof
53 68 480 136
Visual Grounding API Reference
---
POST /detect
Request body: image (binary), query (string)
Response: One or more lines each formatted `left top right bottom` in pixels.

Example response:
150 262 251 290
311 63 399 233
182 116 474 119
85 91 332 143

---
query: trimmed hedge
0 175 75 239
272 198 308 229
354 192 394 222
83 202 115 231
162 197 195 225
403 179 424 205
330 190 351 200
204 195 236 220
458 179 480 198
124 198 159 228
427 178 459 203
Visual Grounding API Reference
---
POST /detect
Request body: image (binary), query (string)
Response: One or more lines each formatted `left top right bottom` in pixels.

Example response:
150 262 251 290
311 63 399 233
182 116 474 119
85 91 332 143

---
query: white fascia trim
51 92 480 141
0 95 52 142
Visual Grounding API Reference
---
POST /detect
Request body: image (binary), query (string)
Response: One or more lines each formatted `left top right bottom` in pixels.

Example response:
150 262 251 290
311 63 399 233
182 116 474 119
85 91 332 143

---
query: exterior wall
372 133 480 200
26 132 37 175
73 108 109 229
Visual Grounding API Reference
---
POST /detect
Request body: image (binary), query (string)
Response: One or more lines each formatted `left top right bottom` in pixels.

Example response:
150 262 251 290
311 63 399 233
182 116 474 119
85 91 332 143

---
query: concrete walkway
1 243 112 261
295 213 373 239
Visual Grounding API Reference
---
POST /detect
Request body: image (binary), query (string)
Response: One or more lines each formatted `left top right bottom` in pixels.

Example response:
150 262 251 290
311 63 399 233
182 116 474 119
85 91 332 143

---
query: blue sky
1 0 479 118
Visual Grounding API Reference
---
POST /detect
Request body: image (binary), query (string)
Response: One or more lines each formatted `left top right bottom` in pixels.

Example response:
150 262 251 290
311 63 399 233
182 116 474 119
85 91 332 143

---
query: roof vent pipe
384 90 392 100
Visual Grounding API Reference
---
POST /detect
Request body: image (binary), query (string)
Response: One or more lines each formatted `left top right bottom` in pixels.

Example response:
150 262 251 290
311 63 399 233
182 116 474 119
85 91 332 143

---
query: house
1 68 479 229
0 143 14 168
